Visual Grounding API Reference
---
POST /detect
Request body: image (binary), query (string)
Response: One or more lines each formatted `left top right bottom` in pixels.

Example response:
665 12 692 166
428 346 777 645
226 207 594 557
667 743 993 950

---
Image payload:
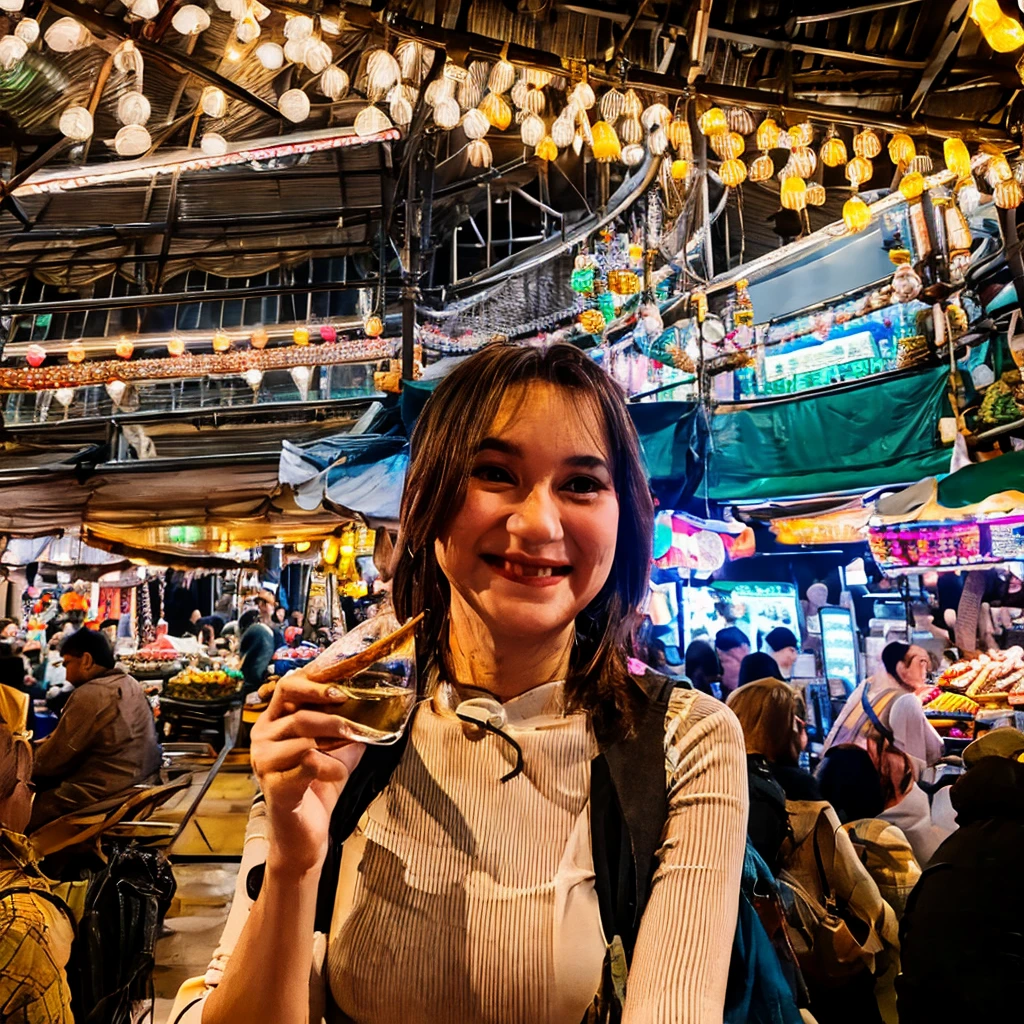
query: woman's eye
472 464 514 484
563 476 603 495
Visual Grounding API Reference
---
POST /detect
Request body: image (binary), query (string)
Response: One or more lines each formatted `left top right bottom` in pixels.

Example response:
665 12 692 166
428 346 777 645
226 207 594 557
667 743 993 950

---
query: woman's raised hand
249 672 365 876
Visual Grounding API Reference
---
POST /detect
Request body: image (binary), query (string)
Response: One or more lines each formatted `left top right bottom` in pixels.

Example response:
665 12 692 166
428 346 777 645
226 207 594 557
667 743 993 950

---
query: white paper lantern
283 14 313 40
488 59 515 94
599 88 624 122
551 113 575 149
303 39 331 75
520 112 545 147
572 131 583 155
462 107 490 140
396 39 432 84
236 16 260 43
0 0 24 12
521 86 545 115
318 13 339 34
424 78 454 106
320 65 349 100
457 77 484 110
0 35 27 71
510 77 529 110
354 105 391 137
366 49 400 93
215 0 237 10
114 123 151 156
618 116 643 145
45 17 92 53
389 92 413 126
171 4 210 35
243 368 264 394
127 0 159 19
649 126 669 155
283 36 308 66
432 96 460 130
467 138 493 168
289 366 311 401
58 105 93 140
112 39 142 75
201 131 227 156
201 86 227 118
251 1 270 20
641 103 672 130
278 88 310 123
14 18 39 44
571 81 596 110
622 143 645 167
106 380 127 407
255 42 284 70
54 388 76 414
117 91 151 126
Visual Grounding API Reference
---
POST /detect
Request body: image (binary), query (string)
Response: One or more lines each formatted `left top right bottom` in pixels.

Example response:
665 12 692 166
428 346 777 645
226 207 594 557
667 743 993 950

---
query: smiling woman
199 343 748 1024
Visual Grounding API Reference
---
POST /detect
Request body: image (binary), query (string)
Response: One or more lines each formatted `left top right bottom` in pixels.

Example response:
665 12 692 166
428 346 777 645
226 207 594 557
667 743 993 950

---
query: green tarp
701 366 952 503
937 448 1024 508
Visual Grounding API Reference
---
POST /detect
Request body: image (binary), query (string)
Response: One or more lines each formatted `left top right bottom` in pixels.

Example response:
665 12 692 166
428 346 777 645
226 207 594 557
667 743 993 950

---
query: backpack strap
860 685 897 746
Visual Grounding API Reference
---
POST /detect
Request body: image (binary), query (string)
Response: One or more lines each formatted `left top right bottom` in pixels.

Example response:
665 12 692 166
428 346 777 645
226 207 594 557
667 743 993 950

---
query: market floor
153 860 239 1024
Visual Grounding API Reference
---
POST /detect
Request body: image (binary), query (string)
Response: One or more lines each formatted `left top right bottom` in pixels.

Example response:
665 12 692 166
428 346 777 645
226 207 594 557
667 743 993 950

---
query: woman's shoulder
663 686 744 758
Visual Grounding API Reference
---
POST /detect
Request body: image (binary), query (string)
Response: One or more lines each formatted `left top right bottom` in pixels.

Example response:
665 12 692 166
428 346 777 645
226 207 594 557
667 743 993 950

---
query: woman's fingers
264 673 351 721
261 708 352 742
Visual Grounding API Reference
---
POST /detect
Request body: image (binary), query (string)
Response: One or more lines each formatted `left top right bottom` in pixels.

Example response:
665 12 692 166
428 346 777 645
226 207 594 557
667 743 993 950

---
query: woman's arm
623 691 748 1024
890 693 944 771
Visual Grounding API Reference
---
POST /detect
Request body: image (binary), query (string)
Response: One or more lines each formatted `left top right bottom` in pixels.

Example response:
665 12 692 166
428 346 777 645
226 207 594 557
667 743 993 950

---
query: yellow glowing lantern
789 146 816 178
591 120 621 163
250 327 269 349
845 155 873 188
322 536 340 565
697 106 727 136
820 134 847 168
806 183 826 206
364 314 384 337
292 326 310 346
888 132 916 166
970 0 1024 52
212 329 232 353
166 337 185 357
115 337 134 360
294 541 311 553
748 152 774 182
666 119 692 153
479 92 512 131
670 158 689 180
535 135 558 161
788 122 813 148
944 137 972 177
719 158 747 187
628 243 643 263
995 178 1024 209
710 131 744 160
988 154 1013 183
780 176 807 210
607 269 640 295
579 308 605 334
853 128 881 159
899 171 925 200
67 341 86 364
843 194 871 233
756 117 781 151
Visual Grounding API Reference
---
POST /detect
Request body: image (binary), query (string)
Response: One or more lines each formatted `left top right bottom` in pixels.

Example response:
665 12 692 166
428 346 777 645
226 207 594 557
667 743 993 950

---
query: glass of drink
302 610 419 745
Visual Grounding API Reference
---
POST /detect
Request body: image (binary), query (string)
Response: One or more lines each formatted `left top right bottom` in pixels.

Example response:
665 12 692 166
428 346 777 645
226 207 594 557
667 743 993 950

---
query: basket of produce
163 665 244 701
120 636 186 679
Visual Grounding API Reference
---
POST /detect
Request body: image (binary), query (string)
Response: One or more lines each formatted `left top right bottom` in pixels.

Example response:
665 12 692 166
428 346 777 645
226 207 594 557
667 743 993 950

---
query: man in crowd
714 626 750 696
764 626 800 680
29 629 161 831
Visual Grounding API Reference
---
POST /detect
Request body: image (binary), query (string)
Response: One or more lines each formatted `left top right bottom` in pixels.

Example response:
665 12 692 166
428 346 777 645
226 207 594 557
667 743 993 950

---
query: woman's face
435 382 620 648
898 645 931 688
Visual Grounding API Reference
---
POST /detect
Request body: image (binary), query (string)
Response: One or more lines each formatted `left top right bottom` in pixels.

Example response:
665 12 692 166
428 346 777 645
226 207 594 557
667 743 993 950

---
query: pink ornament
319 324 337 343
26 345 46 368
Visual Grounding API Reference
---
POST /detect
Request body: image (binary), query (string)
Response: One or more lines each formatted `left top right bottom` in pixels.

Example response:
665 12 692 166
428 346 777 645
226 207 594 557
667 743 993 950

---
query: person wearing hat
737 651 785 687
895 726 1024 1022
764 626 799 680
714 626 750 696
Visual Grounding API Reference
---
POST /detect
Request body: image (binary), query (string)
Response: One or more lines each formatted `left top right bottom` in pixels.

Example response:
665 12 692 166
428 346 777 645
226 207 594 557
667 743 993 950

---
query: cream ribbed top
326 682 747 1024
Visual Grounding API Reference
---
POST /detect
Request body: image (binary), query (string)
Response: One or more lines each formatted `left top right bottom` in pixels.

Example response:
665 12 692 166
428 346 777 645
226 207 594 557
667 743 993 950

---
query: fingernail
326 686 343 699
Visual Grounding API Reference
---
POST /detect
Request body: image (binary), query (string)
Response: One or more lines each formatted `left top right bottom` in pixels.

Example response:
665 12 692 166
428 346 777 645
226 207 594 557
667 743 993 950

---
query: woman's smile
481 554 574 586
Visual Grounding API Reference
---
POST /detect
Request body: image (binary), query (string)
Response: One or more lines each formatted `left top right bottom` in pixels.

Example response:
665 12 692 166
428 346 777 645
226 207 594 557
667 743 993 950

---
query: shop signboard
819 606 859 693
869 515 1024 571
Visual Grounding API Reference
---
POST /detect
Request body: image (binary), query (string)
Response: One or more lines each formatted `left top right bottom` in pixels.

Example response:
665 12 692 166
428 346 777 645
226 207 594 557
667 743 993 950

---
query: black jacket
896 756 1024 1022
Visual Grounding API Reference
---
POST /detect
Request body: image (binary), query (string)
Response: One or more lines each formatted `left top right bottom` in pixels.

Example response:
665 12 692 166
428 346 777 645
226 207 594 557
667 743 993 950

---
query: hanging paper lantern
987 154 1013 185
621 143 645 168
279 89 311 123
106 380 127 407
292 326 310 346
117 91 151 127
579 309 605 334
571 81 596 110
284 37 309 65
725 107 756 135
25 345 46 368
843 194 871 233
788 122 814 147
0 0 23 11
888 132 916 165
201 132 228 156
212 330 232 353
59 106 93 141
250 327 270 349
0 35 27 71
488 60 515 94
14 18 39 44
618 117 643 146
320 65 349 101
171 5 210 35
290 366 312 402
535 135 558 162
599 88 625 122
697 107 727 136
710 130 744 159
355 105 392 136
167 337 185 357
780 176 807 210
128 0 160 18
243 368 264 396
748 152 774 182
667 119 692 155
944 204 973 251
649 126 669 156
44 17 92 52
550 113 574 149
845 155 873 187
365 49 400 94
462 108 490 140
970 1 1024 51
908 153 933 175
201 87 227 118
236 14 260 43
820 134 847 168
621 88 642 120
957 178 981 216
520 112 545 147
995 178 1024 209
806 183 826 206
853 128 881 159
389 91 413 127
642 102 672 130
256 42 284 70
467 138 493 167
479 92 511 130
719 158 747 187
53 388 76 415
591 120 621 162
521 86 546 115
944 137 971 178
114 124 151 157
319 324 337 343
607 269 640 295
303 40 332 76
112 40 143 76
67 341 86 364
755 117 781 151
789 146 816 178
424 78 455 106
363 315 384 337
890 251 923 303
899 171 925 200
396 39 432 84
458 75 484 109
627 243 643 264
670 158 689 180
115 337 135 360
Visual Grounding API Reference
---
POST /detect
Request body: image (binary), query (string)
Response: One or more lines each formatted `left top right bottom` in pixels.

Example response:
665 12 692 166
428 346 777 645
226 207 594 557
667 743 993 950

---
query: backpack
776 801 895 989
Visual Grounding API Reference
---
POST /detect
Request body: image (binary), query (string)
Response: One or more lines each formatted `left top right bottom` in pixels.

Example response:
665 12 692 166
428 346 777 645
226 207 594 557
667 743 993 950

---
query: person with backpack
194 344 749 1024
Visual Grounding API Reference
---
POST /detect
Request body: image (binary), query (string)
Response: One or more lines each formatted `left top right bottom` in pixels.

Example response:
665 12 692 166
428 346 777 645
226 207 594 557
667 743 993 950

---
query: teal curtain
937 448 1024 508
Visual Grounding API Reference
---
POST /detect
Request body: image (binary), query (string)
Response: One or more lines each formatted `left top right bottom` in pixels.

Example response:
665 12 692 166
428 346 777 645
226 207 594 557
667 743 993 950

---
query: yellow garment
0 685 29 735
0 829 75 1023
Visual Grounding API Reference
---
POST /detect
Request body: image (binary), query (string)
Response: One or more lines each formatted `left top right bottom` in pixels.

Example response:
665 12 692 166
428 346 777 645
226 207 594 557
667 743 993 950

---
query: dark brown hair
391 342 654 741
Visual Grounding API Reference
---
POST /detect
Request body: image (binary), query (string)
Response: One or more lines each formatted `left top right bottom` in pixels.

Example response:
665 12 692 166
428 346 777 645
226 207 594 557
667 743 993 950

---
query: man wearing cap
714 626 750 696
764 626 799 680
896 727 1024 1022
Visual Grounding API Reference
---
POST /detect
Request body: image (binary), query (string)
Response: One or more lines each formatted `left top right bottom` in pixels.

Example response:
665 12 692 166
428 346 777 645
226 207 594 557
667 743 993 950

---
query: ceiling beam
905 0 973 116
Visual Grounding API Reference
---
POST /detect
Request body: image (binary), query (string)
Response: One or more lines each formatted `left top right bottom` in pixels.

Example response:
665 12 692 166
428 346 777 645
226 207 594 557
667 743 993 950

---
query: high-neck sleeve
622 689 748 1024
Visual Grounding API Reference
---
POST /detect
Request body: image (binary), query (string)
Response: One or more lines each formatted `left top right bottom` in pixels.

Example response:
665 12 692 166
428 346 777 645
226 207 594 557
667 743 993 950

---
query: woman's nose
506 486 563 544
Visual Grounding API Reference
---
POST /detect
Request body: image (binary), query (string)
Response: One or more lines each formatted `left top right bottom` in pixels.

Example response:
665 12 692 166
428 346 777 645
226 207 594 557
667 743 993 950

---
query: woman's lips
482 556 572 587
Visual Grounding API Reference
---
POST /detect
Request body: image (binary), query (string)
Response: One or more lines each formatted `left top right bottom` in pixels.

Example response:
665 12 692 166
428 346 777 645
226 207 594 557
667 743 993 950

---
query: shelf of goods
162 665 244 701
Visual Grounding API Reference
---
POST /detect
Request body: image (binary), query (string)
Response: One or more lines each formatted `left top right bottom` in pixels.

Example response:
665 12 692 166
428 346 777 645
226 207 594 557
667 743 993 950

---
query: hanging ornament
820 132 847 168
889 249 922 302
748 152 774 182
303 40 332 76
201 87 228 118
806 183 826 206
957 178 981 216
467 139 493 167
788 122 814 147
167 337 186 357
212 330 232 353
697 107 727 136
571 265 595 293
600 88 625 122
114 124 151 157
944 137 971 178
843 194 871 233
995 178 1024 209
354 105 392 136
755 117 781 151
487 60 515 94
396 40 432 84
520 112 545 147
292 326 310 346
899 171 925 200
944 202 973 251
621 88 643 120
591 120 621 162
59 106 94 141
279 89 311 123
618 117 643 146
642 102 672 130
479 92 511 130
571 81 596 111
115 337 135 359
243 367 263 400
250 327 270 349
987 153 1013 186
14 18 39 44
649 126 669 156
316 65 347 101
888 132 916 165
579 308 606 334
719 158 747 187
0 35 27 71
256 41 284 70
780 176 808 211
853 128 881 159
171 5 210 35
908 153 933 175
389 91 413 127
670 158 689 180
319 324 337 343
0 0 23 11
667 119 692 156
201 132 228 156
535 136 558 162
236 13 260 43
290 366 312 402
520 86 546 115
789 146 816 178
845 155 873 188
128 0 160 18
363 315 384 337
25 345 46 368
725 107 756 135
621 143 645 167
117 91 151 127
54 388 76 417
969 0 1024 51
106 380 127 408
365 49 400 95
424 78 455 106
639 302 664 338
709 131 744 160
44 17 92 52
67 341 86 364
461 108 490 140
284 36 309 65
